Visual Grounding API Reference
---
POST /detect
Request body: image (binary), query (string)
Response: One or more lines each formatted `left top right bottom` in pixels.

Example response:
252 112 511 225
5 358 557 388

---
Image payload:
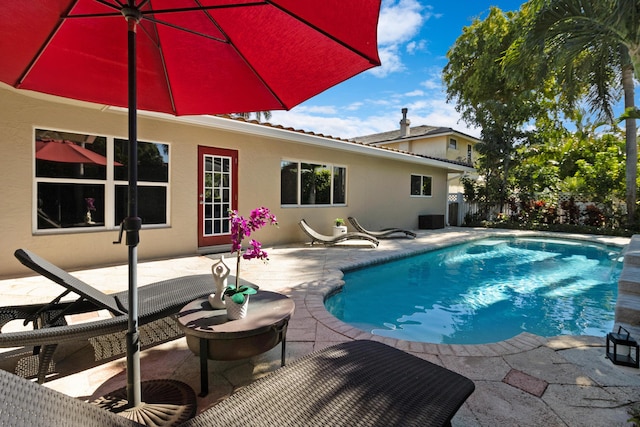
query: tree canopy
444 0 639 226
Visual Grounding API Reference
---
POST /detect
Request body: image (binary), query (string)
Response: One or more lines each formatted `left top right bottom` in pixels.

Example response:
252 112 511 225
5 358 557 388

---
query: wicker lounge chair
0 340 474 427
0 249 217 383
348 216 417 238
298 219 379 247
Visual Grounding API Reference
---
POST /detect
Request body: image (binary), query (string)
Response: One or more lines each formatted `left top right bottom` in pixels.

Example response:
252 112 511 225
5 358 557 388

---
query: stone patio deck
1 227 639 426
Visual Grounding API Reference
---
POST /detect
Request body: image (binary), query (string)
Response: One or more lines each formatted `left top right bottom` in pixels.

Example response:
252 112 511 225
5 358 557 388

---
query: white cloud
369 45 405 77
378 0 424 45
421 78 441 90
405 89 425 96
403 97 481 137
346 102 364 111
268 110 385 138
369 98 395 106
419 67 445 90
405 100 431 111
294 105 338 114
407 39 427 54
372 0 432 78
269 94 481 140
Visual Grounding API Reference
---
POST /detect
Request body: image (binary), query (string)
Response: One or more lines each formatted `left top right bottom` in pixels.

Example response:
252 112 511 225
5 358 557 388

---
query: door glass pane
202 154 232 237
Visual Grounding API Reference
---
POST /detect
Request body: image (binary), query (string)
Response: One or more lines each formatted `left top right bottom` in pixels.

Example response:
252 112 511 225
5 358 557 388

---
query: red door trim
197 146 238 247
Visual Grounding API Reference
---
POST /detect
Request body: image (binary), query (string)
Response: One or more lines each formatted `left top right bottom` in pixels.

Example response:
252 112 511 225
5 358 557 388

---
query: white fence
447 193 511 225
447 192 623 226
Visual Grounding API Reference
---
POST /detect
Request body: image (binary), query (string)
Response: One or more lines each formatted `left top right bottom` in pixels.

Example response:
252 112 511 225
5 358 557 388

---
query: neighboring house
0 87 473 277
352 108 481 194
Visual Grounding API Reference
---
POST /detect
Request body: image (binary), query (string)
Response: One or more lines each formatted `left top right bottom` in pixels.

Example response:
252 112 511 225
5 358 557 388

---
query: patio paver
1 227 638 426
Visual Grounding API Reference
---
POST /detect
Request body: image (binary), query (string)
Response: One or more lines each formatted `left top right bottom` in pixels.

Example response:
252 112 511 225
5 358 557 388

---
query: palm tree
237 111 272 122
509 0 639 223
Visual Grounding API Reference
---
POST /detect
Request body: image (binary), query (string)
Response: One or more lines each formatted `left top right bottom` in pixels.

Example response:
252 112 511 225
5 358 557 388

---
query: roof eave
133 110 474 173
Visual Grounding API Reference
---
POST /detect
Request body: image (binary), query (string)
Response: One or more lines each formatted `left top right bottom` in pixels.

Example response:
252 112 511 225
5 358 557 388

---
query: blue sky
268 0 637 140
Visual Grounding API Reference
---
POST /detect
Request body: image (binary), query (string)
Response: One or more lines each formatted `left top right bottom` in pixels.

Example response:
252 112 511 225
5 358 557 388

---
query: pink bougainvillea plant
224 207 278 304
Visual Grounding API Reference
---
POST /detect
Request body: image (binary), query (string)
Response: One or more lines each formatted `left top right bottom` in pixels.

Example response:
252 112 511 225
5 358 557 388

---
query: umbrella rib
136 0 289 111
95 0 125 12
267 0 381 66
137 2 267 16
194 0 289 110
141 16 228 43
64 1 266 20
137 20 178 115
14 1 82 87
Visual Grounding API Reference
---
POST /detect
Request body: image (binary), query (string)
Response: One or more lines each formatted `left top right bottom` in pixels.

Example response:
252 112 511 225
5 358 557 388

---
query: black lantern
606 326 639 368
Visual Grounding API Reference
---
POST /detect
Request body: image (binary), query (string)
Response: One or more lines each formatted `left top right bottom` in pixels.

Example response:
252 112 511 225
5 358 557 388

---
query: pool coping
302 229 629 357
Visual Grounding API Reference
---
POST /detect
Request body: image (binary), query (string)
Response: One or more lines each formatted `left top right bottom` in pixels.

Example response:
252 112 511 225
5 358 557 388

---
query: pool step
616 293 640 321
619 264 640 295
623 237 640 266
615 235 640 337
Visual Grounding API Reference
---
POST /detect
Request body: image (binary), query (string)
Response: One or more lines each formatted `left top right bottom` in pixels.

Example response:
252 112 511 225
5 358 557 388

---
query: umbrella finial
121 5 142 23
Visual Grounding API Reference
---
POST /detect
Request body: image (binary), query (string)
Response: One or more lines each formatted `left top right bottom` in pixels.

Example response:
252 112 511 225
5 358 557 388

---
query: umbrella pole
106 9 196 424
125 8 142 409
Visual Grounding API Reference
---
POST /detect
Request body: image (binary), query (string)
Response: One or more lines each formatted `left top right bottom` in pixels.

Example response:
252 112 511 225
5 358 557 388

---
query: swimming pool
325 237 623 344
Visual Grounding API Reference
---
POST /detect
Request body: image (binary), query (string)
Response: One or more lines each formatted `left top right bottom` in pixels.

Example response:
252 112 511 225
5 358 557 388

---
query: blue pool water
325 237 623 344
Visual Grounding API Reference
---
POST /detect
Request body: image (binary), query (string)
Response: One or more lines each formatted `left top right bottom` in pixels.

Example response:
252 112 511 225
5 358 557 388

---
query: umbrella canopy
0 0 381 422
1 0 381 115
36 139 122 166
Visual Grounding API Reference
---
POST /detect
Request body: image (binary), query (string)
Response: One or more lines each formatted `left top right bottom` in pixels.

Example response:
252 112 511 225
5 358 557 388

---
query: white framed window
281 160 347 206
449 137 458 149
34 128 170 233
467 144 472 163
410 174 432 197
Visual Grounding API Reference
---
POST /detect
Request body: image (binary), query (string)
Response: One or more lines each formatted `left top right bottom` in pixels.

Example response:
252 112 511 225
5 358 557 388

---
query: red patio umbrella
36 139 122 166
0 0 381 423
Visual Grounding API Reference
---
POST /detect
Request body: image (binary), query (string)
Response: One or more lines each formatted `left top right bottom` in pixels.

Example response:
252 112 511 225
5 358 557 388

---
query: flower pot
226 294 250 320
333 225 347 236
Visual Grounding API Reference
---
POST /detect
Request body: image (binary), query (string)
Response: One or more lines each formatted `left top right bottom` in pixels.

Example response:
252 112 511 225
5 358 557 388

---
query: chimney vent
400 108 411 137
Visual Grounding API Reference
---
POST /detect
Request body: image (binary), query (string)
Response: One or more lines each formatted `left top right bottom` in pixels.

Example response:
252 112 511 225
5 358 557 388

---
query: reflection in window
280 161 298 205
115 185 167 225
280 160 346 206
333 166 347 204
410 174 432 197
114 139 169 182
301 163 331 205
37 183 105 228
34 129 170 231
35 130 109 229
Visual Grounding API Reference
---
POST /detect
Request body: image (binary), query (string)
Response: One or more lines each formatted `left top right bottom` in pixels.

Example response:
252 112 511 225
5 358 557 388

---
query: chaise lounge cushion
2 249 220 383
0 340 474 427
183 339 474 426
348 216 417 239
298 219 379 247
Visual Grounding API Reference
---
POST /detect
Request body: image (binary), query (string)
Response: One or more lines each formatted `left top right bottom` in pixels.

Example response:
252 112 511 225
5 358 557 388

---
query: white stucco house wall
0 87 474 277
352 108 481 194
